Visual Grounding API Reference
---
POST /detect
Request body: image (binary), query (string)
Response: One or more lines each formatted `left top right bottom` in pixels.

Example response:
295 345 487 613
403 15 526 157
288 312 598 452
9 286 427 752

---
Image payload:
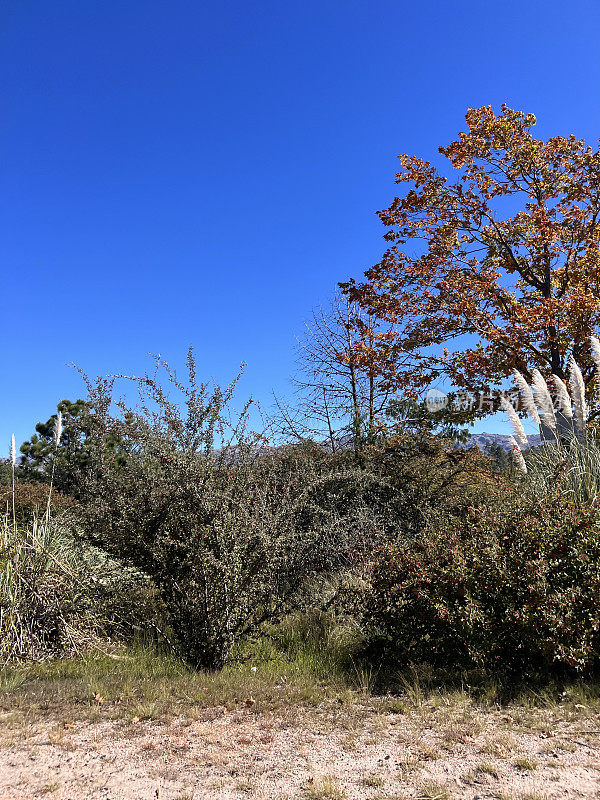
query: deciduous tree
275 291 394 458
342 105 600 416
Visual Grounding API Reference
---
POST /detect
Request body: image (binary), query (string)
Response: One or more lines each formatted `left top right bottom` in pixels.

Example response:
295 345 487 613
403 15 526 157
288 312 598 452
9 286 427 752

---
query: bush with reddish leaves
358 487 600 675
0 482 74 525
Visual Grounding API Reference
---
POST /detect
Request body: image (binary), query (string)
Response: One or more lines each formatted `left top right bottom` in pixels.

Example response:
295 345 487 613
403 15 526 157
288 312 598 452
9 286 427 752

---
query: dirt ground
1 701 600 800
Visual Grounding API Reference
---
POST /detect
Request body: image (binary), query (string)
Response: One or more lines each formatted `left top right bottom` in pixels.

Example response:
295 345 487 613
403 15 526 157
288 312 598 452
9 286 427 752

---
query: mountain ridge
466 432 543 451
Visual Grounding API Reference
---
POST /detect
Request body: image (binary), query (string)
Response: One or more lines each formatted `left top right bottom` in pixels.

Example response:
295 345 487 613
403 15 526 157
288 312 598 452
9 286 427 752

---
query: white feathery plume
590 336 600 381
568 354 588 437
508 436 527 474
53 411 63 448
499 395 528 446
9 434 15 467
512 370 541 425
549 375 573 419
530 369 557 431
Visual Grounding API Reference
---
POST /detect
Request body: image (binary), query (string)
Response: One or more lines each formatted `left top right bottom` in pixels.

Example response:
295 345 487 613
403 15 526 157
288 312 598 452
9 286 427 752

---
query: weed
350 661 378 694
480 733 516 758
514 756 538 771
418 781 450 800
476 761 498 777
362 773 383 787
40 784 60 795
235 778 255 793
555 739 576 752
306 776 346 800
398 671 423 707
381 698 406 715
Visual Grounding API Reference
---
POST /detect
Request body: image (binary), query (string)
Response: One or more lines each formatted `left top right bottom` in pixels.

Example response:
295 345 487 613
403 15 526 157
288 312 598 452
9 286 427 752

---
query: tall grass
0 425 82 663
0 509 93 663
505 341 600 503
525 437 600 506
1 418 153 663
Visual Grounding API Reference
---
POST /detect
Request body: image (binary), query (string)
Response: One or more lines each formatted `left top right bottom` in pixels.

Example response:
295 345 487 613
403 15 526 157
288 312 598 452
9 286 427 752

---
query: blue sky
2 0 600 452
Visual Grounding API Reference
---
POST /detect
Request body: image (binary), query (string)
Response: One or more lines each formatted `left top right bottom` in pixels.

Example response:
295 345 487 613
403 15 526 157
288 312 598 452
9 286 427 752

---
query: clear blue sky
2 0 600 452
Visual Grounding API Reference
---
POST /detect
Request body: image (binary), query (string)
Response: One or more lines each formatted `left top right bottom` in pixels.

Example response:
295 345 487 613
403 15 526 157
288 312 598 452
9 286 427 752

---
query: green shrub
74 351 390 670
365 431 496 530
357 485 600 675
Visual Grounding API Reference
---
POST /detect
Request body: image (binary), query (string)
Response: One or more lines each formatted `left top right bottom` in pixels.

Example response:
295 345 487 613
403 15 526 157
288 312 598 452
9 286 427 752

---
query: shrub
0 482 74 525
74 351 389 670
357 484 600 675
359 430 497 539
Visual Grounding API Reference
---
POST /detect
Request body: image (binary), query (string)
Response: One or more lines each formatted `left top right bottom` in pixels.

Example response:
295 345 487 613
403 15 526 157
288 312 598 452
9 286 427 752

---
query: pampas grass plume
550 375 573 419
54 411 63 448
512 370 541 425
590 336 600 380
9 434 15 467
499 395 528 446
531 369 557 431
508 436 527 474
568 354 588 436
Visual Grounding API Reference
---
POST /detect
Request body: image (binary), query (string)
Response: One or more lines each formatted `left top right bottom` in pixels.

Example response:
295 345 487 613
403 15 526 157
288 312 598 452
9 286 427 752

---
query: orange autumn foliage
342 105 600 416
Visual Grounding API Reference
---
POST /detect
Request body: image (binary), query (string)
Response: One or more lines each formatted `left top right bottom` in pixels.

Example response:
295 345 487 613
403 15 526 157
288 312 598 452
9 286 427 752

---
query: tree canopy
19 399 90 491
342 105 600 415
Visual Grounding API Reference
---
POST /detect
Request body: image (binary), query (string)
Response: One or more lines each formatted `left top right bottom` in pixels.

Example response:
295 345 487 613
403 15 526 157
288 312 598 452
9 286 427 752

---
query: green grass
4 639 600 728
0 630 359 730
4 609 600 748
0 610 366 737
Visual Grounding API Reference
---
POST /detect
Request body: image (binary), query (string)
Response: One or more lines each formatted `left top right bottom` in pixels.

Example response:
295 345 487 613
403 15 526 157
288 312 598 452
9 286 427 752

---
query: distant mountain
465 432 543 452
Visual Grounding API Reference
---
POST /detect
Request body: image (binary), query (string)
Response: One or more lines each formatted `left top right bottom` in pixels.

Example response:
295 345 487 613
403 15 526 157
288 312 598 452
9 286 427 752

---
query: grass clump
0 508 154 665
0 512 96 663
419 781 451 800
514 756 538 771
306 776 346 800
362 773 383 787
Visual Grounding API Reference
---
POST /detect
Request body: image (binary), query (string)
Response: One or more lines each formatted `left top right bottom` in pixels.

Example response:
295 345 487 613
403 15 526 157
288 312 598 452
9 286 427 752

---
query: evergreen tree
20 399 91 492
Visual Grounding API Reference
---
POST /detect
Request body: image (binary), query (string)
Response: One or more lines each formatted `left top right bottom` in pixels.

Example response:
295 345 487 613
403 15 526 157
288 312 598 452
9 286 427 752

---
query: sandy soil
1 704 600 799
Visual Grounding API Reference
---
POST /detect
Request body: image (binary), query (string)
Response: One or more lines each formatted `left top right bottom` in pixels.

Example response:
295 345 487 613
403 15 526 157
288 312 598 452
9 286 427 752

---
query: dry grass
475 760 498 777
362 772 383 787
306 775 346 800
480 732 517 758
418 780 451 800
514 756 538 771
